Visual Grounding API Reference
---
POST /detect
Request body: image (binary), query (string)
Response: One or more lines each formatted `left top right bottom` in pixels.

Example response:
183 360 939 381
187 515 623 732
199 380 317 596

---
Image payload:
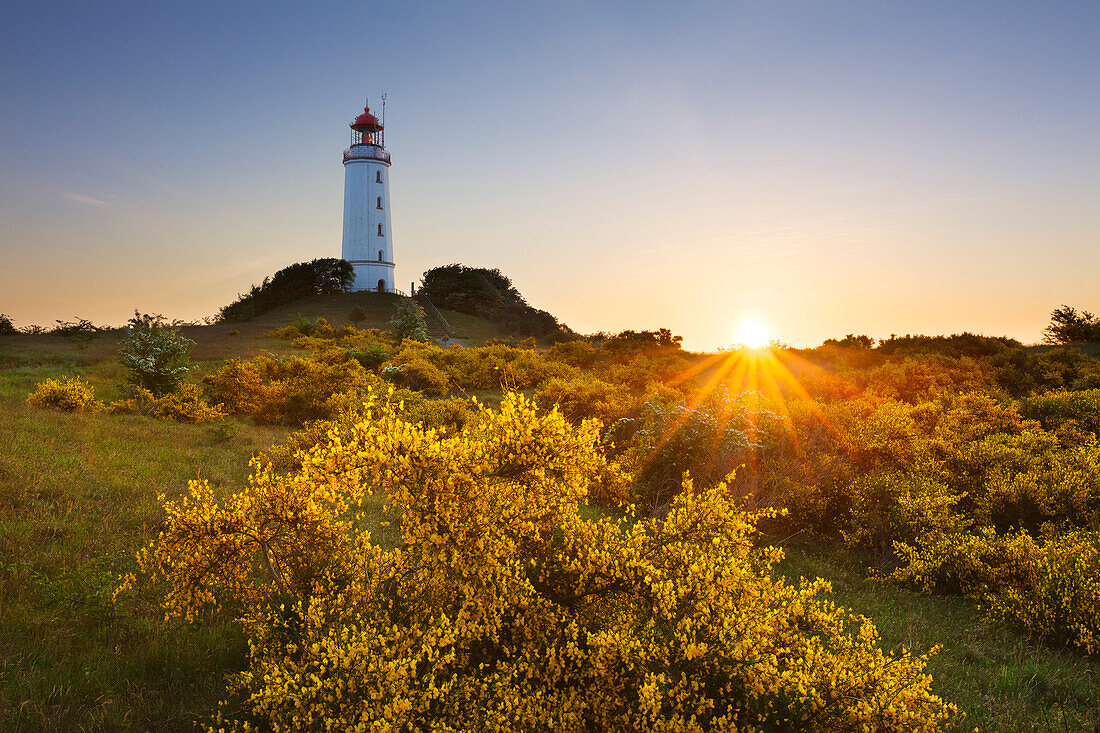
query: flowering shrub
261 392 470 473
769 391 1100 539
27 376 102 412
614 387 782 511
534 372 632 423
378 357 450 395
125 391 956 731
203 354 384 425
404 394 474 430
545 338 598 367
842 472 965 551
1020 388 1100 437
118 312 195 396
856 356 995 403
271 324 392 349
984 529 1100 654
346 343 392 370
600 354 681 392
945 429 1100 532
383 340 578 390
888 526 1100 654
108 383 225 423
388 298 430 342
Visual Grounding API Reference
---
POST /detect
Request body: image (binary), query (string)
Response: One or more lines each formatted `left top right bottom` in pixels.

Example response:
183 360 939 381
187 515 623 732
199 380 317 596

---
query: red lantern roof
351 105 382 131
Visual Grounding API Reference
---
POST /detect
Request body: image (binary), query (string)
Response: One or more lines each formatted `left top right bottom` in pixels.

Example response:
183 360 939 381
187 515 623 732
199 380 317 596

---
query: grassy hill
196 291 515 350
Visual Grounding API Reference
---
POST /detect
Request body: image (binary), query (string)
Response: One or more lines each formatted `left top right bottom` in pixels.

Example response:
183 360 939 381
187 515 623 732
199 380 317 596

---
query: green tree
419 263 566 337
1043 305 1100 344
218 259 355 322
388 298 430 343
118 311 195 396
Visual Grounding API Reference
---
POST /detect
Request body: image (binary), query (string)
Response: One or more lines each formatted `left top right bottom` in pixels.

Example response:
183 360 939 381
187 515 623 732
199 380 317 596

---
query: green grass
0 330 291 731
777 540 1100 732
435 307 514 345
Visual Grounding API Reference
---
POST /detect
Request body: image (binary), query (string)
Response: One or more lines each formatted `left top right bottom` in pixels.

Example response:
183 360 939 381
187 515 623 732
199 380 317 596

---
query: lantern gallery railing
343 145 391 164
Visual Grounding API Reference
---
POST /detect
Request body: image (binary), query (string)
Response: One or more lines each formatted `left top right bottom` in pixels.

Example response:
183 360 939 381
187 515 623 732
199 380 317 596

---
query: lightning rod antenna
381 92 387 148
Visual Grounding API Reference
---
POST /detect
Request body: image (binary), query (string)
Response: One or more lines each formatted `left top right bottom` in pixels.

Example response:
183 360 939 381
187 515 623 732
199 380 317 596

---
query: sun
736 317 770 349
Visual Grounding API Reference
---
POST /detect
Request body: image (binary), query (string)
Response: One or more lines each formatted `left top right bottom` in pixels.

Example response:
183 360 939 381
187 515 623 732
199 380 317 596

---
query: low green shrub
207 420 239 445
545 339 598 367
51 317 105 349
267 315 338 340
346 343 392 370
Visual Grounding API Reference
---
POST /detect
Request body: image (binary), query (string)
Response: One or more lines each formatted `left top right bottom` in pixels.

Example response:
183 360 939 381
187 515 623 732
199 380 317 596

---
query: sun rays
633 343 847 499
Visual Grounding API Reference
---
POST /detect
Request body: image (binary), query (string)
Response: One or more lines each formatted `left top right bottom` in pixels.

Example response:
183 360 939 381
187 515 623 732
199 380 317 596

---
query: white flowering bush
118 311 195 396
388 297 430 342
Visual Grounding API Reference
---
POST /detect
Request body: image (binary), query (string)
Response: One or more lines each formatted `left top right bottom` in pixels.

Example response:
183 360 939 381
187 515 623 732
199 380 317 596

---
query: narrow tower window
378 250 383 262
376 171 382 183
377 223 383 236
376 196 383 209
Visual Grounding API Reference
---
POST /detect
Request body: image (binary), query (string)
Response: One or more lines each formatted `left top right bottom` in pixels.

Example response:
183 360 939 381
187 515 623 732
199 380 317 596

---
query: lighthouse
341 101 395 292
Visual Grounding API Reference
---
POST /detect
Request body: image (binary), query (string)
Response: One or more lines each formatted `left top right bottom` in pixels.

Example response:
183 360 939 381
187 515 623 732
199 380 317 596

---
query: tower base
348 262 397 293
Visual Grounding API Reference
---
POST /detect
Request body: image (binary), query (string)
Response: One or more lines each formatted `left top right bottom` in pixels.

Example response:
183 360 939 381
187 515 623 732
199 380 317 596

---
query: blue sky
2 1 1098 347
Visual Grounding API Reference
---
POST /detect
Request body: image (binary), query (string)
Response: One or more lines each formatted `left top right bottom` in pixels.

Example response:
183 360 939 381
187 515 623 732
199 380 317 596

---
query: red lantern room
351 102 383 146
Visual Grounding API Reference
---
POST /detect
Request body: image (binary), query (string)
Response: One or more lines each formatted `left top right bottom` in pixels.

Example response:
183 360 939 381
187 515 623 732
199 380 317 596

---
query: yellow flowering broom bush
261 391 473 473
534 371 633 423
107 383 226 423
888 526 1100 654
26 376 102 412
127 391 956 732
384 340 579 390
202 353 386 425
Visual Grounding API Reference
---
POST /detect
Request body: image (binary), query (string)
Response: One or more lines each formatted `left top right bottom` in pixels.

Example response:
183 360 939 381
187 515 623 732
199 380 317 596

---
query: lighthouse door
376 279 385 292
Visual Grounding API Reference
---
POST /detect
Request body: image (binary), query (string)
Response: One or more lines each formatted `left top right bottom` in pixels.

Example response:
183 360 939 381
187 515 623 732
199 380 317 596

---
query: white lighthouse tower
341 100 395 292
